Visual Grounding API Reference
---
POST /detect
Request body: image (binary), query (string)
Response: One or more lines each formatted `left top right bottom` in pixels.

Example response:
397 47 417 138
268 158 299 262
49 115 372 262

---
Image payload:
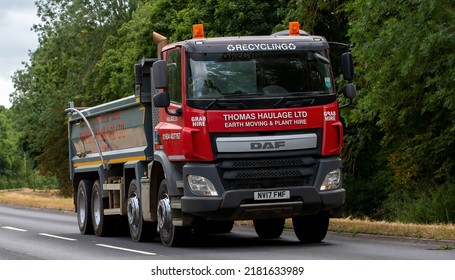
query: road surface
1 204 454 260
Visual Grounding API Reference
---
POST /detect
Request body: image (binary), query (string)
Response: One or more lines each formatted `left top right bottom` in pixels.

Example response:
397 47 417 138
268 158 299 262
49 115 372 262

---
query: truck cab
150 22 355 245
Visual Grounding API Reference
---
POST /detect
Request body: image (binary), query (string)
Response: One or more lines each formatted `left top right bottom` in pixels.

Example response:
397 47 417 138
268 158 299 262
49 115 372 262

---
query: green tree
0 107 23 188
11 0 141 195
0 107 16 176
344 0 455 221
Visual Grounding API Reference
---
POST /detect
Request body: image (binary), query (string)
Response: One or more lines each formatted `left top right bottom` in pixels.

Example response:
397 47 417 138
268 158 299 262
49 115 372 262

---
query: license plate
254 190 290 200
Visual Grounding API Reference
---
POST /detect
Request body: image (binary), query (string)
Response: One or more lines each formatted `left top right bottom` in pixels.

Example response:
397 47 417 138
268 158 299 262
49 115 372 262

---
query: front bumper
181 187 345 220
181 157 344 220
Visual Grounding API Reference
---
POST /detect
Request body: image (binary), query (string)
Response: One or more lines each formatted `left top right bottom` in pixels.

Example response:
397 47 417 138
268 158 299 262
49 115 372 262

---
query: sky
0 0 39 108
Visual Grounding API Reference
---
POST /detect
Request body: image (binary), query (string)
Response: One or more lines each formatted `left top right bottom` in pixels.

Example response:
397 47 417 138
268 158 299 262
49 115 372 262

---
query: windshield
187 51 334 99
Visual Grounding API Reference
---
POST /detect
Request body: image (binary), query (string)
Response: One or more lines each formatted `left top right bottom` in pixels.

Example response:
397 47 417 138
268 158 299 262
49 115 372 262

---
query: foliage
10 0 141 195
341 0 455 221
0 106 41 189
381 181 455 224
345 0 455 190
0 107 18 179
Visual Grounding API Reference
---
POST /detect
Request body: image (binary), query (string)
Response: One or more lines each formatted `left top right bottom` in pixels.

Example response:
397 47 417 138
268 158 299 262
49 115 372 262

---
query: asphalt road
0 204 454 260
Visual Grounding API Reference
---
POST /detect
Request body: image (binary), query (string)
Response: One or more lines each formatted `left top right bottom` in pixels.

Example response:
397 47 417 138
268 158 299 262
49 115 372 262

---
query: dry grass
1 188 455 242
328 218 455 241
0 188 73 212
236 218 455 242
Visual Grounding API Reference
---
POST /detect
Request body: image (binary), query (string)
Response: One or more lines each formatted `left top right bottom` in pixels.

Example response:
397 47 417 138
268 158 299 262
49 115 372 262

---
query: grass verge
0 188 73 212
1 188 454 242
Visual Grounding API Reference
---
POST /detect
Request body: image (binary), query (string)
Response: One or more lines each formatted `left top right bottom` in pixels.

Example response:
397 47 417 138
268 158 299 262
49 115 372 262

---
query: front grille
221 158 312 169
218 157 318 191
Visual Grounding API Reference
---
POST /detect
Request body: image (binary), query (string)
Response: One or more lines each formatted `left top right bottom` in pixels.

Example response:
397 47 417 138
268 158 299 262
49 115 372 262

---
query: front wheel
157 179 189 247
127 179 156 242
292 212 329 243
76 180 93 234
253 218 285 239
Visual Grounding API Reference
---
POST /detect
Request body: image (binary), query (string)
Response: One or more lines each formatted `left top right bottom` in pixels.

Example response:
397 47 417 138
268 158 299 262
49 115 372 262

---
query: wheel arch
152 150 183 196
123 161 148 197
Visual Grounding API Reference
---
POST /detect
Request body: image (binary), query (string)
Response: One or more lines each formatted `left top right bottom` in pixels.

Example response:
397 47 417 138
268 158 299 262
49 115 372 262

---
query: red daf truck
66 22 356 246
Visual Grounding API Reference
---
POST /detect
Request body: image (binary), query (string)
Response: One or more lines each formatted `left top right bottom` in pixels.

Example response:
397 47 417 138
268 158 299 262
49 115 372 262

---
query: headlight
320 169 341 191
187 175 218 196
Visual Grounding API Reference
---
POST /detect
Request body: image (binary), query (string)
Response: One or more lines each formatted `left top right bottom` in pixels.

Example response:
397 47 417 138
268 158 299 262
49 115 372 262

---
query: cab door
157 47 186 160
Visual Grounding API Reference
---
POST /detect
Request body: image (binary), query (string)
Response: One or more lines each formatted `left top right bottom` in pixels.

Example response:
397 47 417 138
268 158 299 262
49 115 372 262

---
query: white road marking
96 244 157 256
1 226 28 232
39 233 77 241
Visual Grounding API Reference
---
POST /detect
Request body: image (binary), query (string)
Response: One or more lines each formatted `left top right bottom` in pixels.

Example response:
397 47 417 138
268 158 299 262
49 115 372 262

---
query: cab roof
163 32 329 54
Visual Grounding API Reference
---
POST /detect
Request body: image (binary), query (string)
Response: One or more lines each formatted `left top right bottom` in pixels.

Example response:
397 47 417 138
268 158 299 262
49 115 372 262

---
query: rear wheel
253 218 285 239
91 180 113 237
127 179 156 242
76 180 93 235
157 179 190 247
292 212 329 243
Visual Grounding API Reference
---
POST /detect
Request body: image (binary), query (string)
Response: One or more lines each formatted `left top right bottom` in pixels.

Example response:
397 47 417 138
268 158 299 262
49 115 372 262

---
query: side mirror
341 52 354 81
152 60 169 89
153 91 170 108
151 59 181 116
344 83 357 99
152 59 170 108
340 53 356 109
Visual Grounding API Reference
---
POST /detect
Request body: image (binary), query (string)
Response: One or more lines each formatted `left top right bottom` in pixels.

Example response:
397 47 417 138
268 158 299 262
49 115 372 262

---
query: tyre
127 179 157 242
292 212 329 243
91 180 113 237
76 180 94 235
253 218 285 239
157 179 190 247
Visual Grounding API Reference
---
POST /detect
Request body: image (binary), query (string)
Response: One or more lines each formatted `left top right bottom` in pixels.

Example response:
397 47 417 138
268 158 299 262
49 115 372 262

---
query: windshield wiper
273 92 320 108
205 99 247 109
220 91 243 96
219 91 264 97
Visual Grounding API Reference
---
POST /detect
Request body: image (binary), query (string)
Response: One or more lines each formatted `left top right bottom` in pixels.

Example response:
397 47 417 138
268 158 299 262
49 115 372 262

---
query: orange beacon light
193 24 205 39
289 22 300 36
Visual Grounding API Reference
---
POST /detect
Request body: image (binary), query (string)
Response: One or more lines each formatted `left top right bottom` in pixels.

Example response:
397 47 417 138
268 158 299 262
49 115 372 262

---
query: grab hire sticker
227 43 297 52
324 111 336 121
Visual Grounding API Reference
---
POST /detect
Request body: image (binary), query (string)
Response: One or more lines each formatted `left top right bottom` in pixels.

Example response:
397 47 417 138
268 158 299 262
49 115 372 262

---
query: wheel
76 180 93 234
127 179 157 242
292 212 329 243
91 180 112 237
253 218 285 239
157 179 190 247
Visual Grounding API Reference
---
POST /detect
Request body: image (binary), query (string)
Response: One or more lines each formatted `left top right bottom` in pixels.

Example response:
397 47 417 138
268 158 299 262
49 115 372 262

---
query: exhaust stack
153 32 168 58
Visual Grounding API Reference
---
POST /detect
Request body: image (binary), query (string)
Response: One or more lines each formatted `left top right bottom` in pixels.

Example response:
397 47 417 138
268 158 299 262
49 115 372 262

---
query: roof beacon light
289 22 300 36
193 24 205 39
